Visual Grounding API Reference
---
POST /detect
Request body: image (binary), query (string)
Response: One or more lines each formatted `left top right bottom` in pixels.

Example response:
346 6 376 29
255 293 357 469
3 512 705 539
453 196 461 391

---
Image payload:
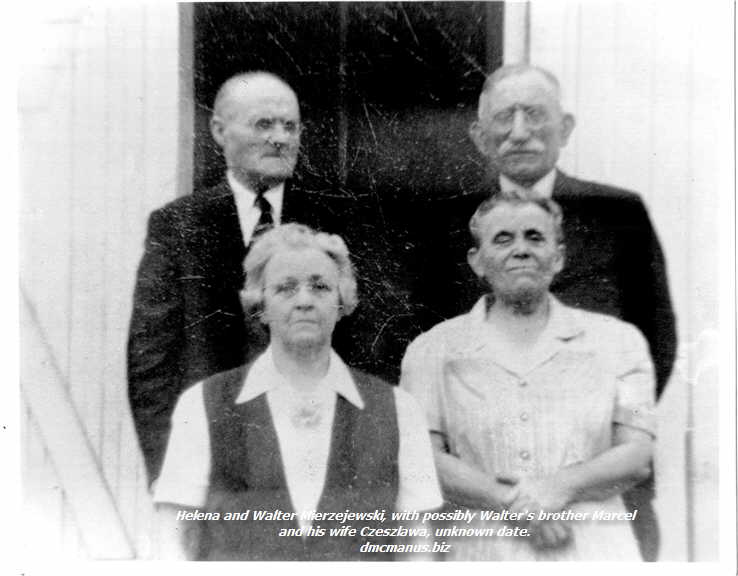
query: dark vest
200 363 399 561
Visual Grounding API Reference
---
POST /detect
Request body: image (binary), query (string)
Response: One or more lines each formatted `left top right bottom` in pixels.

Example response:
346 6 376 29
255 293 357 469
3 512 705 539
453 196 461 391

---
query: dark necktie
253 192 274 237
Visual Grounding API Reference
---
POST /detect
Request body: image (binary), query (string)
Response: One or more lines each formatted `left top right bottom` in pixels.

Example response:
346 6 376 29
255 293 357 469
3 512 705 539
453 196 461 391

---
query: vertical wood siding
528 1 729 561
20 3 180 558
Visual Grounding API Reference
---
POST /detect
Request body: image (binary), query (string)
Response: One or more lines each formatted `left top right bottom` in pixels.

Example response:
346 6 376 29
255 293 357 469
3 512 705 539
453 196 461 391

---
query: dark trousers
622 474 659 561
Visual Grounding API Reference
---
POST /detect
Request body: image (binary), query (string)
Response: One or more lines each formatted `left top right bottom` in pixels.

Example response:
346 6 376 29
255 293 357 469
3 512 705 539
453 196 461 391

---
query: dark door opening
191 2 503 198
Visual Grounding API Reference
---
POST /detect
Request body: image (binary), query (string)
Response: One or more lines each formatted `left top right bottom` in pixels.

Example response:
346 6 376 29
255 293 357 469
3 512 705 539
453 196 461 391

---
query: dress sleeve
393 388 443 512
153 383 211 508
399 331 446 435
612 322 657 436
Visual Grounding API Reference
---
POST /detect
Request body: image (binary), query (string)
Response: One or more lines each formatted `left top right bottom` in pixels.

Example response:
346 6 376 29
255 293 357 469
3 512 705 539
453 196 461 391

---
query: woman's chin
283 332 330 354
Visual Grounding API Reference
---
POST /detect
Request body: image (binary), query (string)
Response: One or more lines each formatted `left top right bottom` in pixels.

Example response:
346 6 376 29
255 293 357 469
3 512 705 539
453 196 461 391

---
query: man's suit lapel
188 181 247 284
552 170 579 199
281 180 302 223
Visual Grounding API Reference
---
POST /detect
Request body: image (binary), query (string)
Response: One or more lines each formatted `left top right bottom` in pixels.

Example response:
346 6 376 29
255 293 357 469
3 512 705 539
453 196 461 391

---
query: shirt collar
227 170 285 216
468 293 584 342
499 168 557 199
235 346 365 409
540 295 585 341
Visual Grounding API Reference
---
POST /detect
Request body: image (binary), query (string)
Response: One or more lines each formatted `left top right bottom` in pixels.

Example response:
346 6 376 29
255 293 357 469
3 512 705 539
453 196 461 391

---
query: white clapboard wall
19 3 182 558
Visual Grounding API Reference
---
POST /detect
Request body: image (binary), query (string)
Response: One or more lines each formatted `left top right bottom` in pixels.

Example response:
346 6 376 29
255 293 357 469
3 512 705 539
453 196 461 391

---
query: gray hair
242 223 358 316
469 190 566 248
477 64 563 119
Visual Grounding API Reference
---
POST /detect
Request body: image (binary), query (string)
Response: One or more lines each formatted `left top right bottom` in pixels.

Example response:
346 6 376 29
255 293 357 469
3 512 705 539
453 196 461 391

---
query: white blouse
155 347 442 528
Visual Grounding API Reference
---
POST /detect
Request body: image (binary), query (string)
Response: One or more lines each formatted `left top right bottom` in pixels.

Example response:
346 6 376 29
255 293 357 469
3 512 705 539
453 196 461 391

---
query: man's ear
210 115 226 148
467 247 484 279
559 113 576 146
469 120 488 156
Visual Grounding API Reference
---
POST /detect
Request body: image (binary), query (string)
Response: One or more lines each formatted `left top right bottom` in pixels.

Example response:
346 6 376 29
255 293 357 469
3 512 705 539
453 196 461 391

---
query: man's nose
508 109 531 142
268 123 291 146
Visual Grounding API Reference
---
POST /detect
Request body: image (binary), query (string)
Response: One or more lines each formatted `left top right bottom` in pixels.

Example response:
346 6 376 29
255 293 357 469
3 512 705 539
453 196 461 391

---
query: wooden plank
682 2 729 561
143 1 180 205
106 6 160 552
19 18 76 381
66 6 108 463
21 288 135 559
22 414 67 557
99 3 127 506
503 2 528 65
178 3 195 198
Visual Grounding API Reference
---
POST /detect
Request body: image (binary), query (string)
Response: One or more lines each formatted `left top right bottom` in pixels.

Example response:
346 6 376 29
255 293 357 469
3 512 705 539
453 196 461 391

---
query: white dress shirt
154 347 442 528
227 170 285 245
500 168 557 198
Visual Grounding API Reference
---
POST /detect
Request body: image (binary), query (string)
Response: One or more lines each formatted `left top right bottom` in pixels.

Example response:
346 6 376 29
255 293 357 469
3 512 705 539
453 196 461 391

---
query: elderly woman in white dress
154 223 441 560
400 194 655 561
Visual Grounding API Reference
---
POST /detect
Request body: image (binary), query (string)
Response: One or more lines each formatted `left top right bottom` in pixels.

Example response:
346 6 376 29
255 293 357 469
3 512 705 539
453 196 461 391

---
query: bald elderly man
128 72 348 483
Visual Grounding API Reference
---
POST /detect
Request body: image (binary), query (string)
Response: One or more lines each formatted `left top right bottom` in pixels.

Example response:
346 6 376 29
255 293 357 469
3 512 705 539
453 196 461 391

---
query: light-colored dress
400 296 656 561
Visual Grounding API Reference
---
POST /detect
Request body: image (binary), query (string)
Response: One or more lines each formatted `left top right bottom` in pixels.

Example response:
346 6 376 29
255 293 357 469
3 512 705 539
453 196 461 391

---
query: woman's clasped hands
497 473 575 551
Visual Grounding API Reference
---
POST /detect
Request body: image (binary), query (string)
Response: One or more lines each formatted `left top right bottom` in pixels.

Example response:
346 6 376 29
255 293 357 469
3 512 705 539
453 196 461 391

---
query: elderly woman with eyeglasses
153 223 441 561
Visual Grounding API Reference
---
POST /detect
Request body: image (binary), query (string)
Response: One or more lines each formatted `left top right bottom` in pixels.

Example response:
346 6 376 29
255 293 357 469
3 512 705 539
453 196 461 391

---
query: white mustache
499 142 545 155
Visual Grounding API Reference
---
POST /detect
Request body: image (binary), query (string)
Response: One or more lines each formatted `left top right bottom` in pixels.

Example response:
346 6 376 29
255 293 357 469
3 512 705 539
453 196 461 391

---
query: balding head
470 64 575 186
210 72 302 191
213 72 298 121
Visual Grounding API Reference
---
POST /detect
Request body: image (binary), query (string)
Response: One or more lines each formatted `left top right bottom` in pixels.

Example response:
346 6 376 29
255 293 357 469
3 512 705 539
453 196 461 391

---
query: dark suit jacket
406 170 676 397
127 178 351 482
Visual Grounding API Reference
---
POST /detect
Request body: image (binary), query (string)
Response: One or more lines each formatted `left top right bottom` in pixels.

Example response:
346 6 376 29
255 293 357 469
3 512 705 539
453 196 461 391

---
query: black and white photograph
13 0 735 570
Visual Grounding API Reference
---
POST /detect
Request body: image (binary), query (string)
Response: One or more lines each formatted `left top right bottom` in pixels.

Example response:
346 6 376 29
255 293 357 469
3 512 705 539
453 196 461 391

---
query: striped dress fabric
400 296 656 561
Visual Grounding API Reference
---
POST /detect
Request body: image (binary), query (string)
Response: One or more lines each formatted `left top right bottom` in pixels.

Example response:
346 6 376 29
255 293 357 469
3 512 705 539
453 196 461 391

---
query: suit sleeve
127 208 185 484
620 199 677 398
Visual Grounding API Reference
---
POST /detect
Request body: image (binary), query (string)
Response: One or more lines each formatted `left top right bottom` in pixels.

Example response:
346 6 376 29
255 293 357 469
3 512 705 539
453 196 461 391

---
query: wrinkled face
471 71 574 186
468 202 564 302
261 247 341 352
211 77 301 190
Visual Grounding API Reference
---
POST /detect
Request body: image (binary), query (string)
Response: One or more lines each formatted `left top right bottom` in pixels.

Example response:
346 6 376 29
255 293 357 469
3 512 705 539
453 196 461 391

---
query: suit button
520 412 529 422
519 380 528 388
519 450 530 461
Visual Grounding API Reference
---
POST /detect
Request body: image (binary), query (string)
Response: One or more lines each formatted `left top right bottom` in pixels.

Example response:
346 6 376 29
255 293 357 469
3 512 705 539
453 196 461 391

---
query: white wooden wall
19 3 180 558
527 0 732 561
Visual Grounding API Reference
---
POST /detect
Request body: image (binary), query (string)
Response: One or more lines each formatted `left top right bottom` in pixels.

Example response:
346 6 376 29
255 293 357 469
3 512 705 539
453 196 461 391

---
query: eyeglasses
253 117 302 136
267 279 337 299
490 105 550 132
